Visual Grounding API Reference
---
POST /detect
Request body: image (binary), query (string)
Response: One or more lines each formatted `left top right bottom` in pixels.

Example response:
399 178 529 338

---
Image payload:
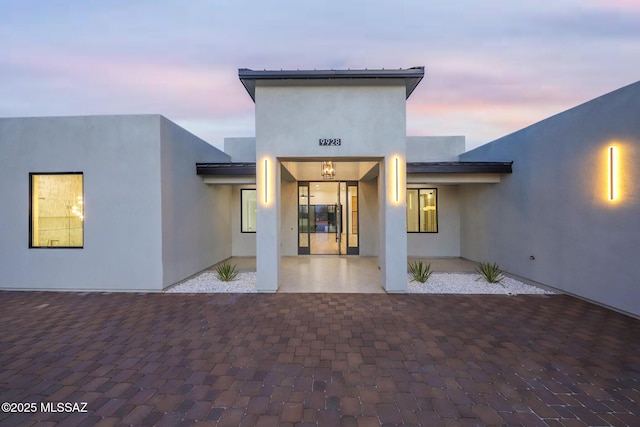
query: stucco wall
280 179 298 256
0 115 164 291
407 136 465 161
254 81 408 291
159 117 231 288
407 185 460 257
256 82 407 157
359 179 379 256
224 137 256 162
460 81 640 317
0 115 231 291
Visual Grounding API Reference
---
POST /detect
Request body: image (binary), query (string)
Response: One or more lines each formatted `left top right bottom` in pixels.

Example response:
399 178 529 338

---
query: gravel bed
408 273 555 295
166 272 258 293
166 271 554 295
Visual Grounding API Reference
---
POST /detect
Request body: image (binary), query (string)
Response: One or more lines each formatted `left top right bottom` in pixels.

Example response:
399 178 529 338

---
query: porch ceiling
280 160 378 182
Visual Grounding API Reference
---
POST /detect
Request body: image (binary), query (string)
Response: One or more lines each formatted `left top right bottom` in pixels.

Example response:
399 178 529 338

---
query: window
30 173 84 248
406 188 437 233
241 189 257 232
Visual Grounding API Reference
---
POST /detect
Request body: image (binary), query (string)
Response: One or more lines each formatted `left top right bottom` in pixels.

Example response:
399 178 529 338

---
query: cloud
0 48 253 118
586 0 640 12
1 0 638 149
531 8 640 39
407 98 567 149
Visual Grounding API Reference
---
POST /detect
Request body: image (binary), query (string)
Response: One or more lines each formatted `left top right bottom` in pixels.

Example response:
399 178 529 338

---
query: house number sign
319 138 341 146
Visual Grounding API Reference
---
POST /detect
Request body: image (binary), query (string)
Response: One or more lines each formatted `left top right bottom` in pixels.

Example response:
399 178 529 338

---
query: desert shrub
475 262 504 284
215 261 239 282
408 260 433 283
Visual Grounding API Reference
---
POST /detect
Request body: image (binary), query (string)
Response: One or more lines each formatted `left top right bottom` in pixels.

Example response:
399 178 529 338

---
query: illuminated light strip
264 158 268 204
395 157 399 203
608 146 616 201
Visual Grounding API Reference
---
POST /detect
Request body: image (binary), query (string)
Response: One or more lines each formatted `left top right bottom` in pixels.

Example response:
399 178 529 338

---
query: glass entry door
298 181 358 255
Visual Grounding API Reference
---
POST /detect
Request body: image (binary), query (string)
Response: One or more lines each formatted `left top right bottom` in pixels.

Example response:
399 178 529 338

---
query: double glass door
298 181 359 255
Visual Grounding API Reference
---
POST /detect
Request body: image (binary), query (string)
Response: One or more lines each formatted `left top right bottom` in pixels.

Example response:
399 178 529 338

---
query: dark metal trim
345 181 359 255
196 162 256 176
298 182 310 255
197 161 513 177
238 67 426 80
406 162 513 174
239 67 425 101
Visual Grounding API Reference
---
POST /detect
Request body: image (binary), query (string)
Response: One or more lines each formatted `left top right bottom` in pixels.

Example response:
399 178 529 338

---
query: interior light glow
608 146 617 201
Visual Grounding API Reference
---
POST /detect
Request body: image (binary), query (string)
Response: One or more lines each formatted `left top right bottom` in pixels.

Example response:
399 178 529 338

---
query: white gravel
166 272 258 293
166 271 554 295
408 273 555 295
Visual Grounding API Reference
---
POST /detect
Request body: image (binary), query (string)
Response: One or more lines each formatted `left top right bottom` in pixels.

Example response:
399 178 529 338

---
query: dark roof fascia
238 67 425 102
196 162 256 176
407 162 513 174
197 161 512 176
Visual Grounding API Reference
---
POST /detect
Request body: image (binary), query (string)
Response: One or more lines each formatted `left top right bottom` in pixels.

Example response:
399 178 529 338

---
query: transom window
30 173 84 248
406 188 437 233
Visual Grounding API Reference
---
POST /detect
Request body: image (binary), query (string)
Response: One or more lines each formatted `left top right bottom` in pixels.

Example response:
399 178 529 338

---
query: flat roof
238 67 425 102
197 161 512 176
406 162 513 174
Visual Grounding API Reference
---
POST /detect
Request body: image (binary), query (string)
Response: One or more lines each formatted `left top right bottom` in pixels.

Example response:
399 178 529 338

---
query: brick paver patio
1 291 639 426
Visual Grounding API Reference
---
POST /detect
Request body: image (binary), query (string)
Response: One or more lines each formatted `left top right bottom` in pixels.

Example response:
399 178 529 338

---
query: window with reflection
406 188 437 233
241 189 257 232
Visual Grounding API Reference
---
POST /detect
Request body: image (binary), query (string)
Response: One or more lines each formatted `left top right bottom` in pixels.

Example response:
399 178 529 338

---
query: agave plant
408 260 433 283
475 262 505 284
215 261 239 282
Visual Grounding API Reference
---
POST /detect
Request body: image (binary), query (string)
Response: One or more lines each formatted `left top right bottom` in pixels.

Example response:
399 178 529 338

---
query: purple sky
1 0 639 150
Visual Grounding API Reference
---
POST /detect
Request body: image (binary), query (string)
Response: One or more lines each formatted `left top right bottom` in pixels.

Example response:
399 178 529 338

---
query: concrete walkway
1 291 639 426
280 256 383 293
220 256 480 293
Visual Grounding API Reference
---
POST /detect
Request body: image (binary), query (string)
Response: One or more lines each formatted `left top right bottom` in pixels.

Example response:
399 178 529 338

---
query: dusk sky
2 1 639 150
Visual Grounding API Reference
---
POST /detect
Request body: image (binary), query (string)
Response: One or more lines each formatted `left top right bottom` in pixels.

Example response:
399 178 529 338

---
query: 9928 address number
319 138 341 146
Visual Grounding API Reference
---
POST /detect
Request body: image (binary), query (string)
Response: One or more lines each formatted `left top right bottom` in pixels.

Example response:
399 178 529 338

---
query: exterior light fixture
394 156 400 203
321 161 335 180
263 158 269 204
608 146 617 201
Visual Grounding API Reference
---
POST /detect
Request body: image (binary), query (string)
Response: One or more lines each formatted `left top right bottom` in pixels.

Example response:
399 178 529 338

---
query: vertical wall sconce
263 158 269 204
608 146 617 201
395 156 400 203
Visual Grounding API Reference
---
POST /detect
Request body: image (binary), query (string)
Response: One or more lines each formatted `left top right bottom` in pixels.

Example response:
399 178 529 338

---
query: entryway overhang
197 162 256 184
196 160 513 184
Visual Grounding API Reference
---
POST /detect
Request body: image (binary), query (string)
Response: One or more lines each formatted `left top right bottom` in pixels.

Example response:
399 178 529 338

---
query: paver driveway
1 291 639 426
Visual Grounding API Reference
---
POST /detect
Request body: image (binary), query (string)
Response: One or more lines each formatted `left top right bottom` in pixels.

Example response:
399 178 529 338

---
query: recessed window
30 173 84 248
241 189 257 233
406 188 437 233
